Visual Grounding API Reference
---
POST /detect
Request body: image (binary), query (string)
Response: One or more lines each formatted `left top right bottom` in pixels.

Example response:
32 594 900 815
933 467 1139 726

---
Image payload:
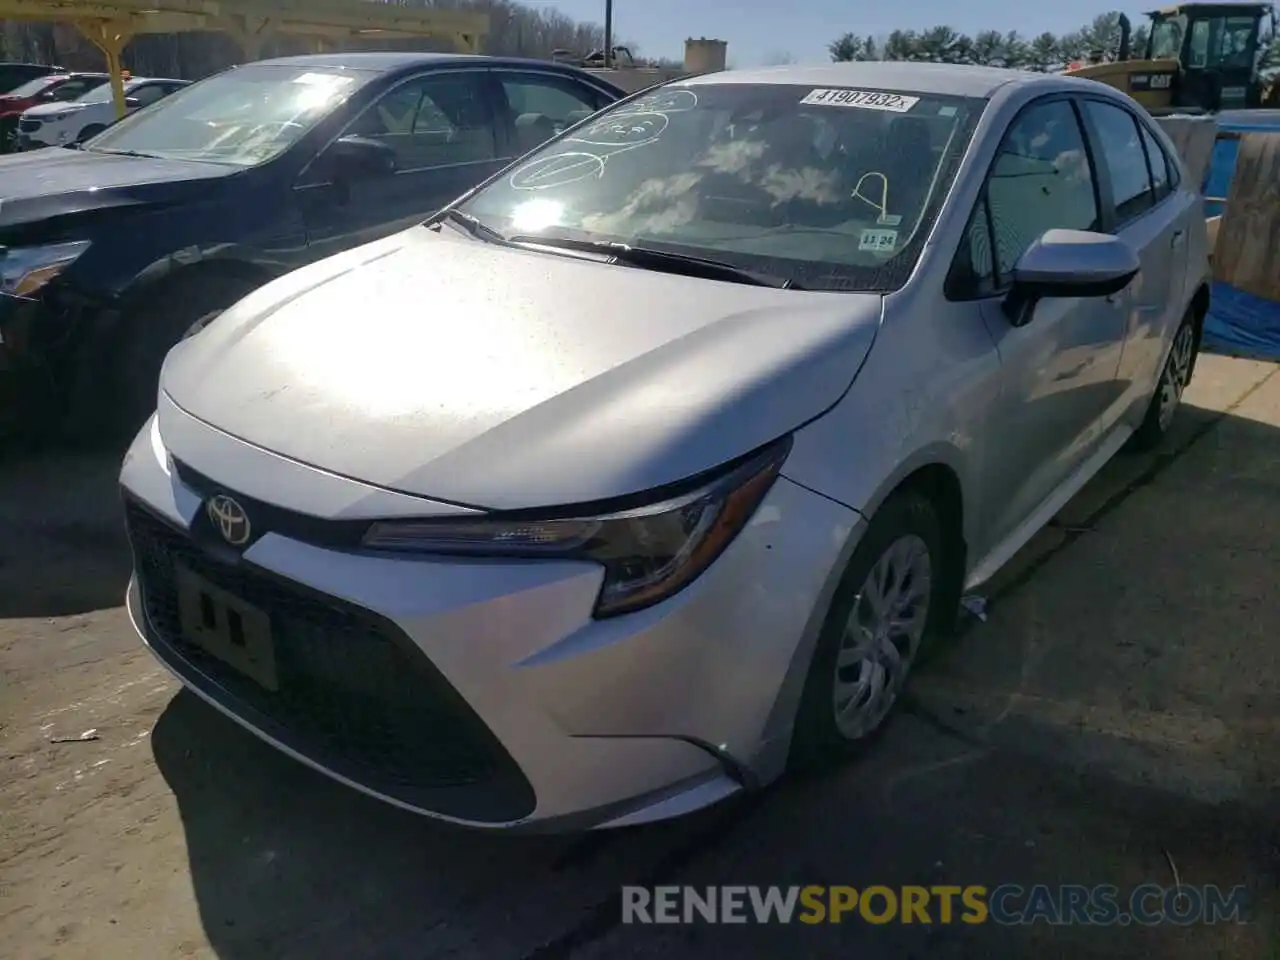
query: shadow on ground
142 390 1280 959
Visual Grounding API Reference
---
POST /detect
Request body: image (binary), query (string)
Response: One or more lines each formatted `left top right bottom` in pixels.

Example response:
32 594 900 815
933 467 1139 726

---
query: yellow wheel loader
1065 3 1279 114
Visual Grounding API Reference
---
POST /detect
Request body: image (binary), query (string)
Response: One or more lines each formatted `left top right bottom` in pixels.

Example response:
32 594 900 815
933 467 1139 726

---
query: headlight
0 240 90 297
362 437 792 617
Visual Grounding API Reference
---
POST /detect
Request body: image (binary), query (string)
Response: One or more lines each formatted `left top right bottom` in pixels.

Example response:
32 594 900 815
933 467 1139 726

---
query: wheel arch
61 255 280 438
754 456 970 782
120 254 280 314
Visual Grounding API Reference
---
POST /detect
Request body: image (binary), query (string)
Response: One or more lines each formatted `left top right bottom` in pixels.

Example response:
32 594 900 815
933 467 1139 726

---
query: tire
788 491 947 771
76 124 106 143
63 272 263 445
1129 309 1197 452
0 116 17 155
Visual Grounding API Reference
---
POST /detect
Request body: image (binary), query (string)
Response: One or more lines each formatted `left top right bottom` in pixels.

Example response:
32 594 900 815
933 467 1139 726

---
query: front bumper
120 404 860 830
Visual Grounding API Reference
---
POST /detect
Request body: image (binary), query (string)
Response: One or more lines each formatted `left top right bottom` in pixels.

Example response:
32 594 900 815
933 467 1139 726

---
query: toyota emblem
206 494 252 546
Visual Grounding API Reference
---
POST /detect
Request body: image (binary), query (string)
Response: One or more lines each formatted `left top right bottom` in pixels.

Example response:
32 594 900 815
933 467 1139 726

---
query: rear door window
496 71 610 155
1082 100 1155 225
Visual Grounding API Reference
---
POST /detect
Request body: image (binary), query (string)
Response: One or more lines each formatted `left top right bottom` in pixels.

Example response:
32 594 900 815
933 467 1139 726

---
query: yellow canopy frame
0 0 489 118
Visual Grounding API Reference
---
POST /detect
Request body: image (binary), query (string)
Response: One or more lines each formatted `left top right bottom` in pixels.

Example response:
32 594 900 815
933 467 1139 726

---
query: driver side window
337 72 496 173
949 99 1099 298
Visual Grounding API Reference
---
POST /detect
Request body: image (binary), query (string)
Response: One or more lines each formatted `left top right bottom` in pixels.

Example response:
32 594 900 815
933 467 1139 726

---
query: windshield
85 64 374 165
3 75 62 98
456 83 985 292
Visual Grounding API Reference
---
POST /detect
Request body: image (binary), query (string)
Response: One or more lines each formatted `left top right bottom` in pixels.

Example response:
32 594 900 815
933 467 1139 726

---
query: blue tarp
1203 282 1280 362
1203 116 1280 216
1200 113 1280 361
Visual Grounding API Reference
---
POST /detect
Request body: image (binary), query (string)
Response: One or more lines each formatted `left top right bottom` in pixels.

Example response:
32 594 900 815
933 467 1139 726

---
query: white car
17 76 188 149
122 62 1208 831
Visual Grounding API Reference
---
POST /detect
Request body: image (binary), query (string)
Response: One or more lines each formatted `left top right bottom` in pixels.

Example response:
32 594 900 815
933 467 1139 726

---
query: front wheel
789 491 945 770
63 273 263 445
1130 311 1197 452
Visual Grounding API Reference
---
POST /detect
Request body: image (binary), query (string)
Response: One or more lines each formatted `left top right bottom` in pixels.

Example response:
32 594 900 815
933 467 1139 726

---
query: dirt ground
2 355 1278 960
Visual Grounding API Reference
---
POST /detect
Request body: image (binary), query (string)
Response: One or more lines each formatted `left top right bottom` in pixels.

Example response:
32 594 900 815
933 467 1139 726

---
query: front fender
781 294 1002 555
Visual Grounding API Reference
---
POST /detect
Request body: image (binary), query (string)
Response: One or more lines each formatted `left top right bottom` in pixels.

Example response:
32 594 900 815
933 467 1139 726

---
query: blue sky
522 1 1145 67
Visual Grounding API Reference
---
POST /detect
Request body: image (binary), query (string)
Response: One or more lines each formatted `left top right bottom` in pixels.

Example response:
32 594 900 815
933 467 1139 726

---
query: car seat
514 112 557 155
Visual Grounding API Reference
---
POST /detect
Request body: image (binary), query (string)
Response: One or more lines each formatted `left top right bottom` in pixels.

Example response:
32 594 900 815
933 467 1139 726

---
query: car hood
161 229 884 510
0 148 238 227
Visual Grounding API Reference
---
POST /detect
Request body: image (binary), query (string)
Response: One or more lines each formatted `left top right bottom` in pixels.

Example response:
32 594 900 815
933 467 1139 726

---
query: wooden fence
1157 117 1280 303
1209 131 1280 303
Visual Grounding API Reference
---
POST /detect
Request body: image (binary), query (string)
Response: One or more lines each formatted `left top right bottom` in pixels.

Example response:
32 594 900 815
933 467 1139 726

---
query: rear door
1077 97 1194 417
297 67 506 258
953 96 1130 552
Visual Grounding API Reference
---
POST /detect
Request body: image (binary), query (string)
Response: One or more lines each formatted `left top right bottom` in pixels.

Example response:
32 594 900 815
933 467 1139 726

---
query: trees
828 11 1155 70
0 0 633 78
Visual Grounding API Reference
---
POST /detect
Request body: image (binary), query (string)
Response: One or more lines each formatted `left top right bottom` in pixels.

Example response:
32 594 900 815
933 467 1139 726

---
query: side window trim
1137 123 1170 203
295 67 496 186
946 93 1101 301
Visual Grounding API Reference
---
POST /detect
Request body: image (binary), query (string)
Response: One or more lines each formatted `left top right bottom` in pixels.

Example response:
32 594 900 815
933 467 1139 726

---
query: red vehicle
0 62 64 95
0 73 108 152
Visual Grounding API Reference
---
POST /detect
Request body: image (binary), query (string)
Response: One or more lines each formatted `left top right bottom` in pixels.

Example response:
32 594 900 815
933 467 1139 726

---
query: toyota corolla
120 62 1210 831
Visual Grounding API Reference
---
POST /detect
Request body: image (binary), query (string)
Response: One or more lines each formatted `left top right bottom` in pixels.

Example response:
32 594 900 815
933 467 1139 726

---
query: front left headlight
0 240 90 297
362 436 792 618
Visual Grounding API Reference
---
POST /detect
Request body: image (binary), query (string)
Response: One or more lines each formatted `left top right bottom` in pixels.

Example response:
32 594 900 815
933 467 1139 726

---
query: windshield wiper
429 209 510 245
508 235 799 289
87 148 164 159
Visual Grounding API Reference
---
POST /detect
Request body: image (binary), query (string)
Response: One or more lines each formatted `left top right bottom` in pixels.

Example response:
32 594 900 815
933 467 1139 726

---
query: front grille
18 118 40 132
125 499 535 822
173 458 372 549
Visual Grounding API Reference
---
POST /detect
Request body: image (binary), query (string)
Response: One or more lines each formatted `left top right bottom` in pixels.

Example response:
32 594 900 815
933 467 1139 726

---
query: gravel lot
2 354 1278 960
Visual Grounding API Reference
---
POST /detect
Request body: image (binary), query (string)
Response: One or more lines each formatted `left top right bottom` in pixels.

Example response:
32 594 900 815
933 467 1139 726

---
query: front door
297 69 507 260
965 97 1129 552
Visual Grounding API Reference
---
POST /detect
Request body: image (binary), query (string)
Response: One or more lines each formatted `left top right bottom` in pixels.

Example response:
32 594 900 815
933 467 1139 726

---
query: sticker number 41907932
800 88 920 112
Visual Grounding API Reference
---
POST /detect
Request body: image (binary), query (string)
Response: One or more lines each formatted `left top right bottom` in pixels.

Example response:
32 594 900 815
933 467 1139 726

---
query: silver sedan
120 61 1210 831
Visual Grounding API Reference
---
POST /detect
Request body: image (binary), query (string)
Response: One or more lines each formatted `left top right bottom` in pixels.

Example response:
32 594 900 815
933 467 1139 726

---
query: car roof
680 61 1044 99
250 51 590 74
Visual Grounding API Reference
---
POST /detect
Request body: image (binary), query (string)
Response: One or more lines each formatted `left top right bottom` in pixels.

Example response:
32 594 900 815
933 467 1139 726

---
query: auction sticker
800 89 919 112
859 228 899 252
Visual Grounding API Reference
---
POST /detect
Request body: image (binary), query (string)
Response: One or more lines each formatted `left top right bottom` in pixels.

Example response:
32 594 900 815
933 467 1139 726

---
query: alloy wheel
1158 323 1195 431
832 533 932 740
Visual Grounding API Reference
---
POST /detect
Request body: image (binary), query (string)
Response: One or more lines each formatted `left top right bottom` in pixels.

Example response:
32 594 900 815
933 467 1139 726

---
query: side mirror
325 134 397 182
1003 228 1140 325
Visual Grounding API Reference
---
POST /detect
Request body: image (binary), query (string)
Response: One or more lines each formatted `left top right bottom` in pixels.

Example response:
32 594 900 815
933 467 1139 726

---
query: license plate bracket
175 564 279 691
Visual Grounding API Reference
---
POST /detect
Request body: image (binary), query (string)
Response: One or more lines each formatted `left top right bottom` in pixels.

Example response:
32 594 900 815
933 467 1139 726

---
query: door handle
1170 229 1185 248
